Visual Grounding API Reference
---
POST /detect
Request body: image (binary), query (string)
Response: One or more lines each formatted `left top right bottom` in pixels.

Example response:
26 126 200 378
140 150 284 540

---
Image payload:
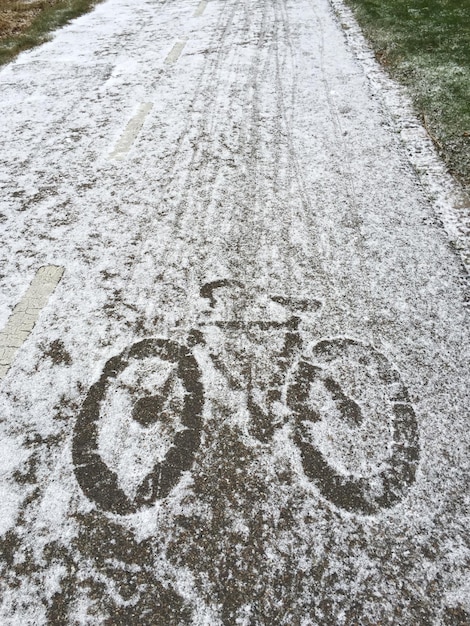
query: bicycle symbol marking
72 281 420 516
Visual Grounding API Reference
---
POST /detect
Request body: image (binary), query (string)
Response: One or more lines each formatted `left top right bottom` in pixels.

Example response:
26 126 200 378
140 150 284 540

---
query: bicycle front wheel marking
287 338 420 515
72 339 204 515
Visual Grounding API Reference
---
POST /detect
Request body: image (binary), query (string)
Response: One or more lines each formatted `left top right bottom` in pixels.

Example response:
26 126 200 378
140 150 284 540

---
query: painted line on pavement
165 38 188 65
109 102 153 160
0 265 64 380
194 1 207 16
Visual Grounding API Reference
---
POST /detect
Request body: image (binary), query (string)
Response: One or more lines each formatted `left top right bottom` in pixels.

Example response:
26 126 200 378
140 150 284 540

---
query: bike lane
0 0 469 624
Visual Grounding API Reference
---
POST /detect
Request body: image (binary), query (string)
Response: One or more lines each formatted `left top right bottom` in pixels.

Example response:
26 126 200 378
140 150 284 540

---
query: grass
343 0 470 193
0 0 103 66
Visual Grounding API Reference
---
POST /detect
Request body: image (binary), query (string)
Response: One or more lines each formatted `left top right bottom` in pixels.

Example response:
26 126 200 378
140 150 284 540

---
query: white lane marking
109 102 153 160
194 1 207 17
0 265 64 380
164 38 188 65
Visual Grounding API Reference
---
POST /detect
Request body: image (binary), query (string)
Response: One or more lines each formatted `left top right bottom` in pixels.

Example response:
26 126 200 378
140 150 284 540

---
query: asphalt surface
0 0 469 624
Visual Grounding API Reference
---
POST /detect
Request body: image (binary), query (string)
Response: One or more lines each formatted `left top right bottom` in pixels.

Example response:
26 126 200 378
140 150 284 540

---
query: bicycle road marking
164 38 188 65
71 292 420 517
109 102 153 160
0 265 64 380
194 0 207 17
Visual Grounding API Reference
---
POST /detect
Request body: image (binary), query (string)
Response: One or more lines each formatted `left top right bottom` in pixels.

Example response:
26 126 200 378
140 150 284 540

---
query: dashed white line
109 102 153 160
194 1 207 17
164 38 188 65
0 265 64 380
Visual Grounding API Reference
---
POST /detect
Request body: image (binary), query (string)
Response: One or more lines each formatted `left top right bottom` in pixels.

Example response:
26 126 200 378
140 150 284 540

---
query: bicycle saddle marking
200 279 243 308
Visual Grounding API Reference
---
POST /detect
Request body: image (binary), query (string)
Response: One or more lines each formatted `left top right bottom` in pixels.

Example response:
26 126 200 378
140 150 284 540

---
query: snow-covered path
0 0 469 623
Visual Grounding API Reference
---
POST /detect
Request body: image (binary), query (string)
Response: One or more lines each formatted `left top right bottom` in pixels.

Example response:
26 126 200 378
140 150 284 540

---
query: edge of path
329 0 470 282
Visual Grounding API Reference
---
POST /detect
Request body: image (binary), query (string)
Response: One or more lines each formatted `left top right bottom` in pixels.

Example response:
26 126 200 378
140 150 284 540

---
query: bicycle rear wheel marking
288 338 420 515
73 339 203 515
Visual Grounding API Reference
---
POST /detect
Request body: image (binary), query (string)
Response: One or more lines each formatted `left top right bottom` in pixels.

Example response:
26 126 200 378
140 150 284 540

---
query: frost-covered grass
343 0 470 193
0 0 103 65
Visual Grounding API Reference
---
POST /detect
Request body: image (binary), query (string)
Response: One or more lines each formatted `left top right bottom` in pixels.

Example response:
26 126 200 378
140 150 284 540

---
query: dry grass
0 0 103 64
0 2 56 37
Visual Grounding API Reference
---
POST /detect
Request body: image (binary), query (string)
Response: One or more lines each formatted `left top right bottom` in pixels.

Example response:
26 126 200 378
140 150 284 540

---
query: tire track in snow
94 0 250 333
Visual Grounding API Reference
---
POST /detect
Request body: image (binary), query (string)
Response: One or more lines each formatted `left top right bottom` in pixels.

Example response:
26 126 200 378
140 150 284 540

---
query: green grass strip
344 0 470 191
0 0 104 66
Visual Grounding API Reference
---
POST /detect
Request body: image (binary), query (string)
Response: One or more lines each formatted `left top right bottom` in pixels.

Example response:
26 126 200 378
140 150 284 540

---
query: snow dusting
0 0 469 623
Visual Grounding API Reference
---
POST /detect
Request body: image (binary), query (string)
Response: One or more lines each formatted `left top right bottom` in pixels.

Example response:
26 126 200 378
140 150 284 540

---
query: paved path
0 0 469 623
